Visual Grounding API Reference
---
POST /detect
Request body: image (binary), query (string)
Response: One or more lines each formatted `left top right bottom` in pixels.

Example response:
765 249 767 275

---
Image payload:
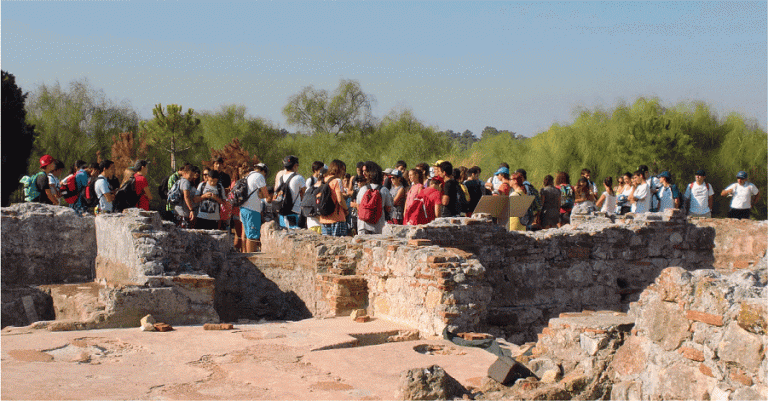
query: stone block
737 301 767 335
354 316 370 323
717 322 763 372
729 369 753 386
678 346 705 362
153 323 173 332
685 310 724 326
637 297 690 351
487 356 534 385
396 365 468 400
610 336 648 377
203 323 234 330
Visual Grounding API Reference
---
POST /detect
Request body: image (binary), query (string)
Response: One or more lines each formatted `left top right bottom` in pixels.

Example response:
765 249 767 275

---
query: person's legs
241 208 263 252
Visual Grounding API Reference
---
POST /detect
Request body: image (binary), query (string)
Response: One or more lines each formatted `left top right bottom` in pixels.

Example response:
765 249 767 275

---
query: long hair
327 159 346 178
409 168 424 185
363 161 383 185
555 171 570 186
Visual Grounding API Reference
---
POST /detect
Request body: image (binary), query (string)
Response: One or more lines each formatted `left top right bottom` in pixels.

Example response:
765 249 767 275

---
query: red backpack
404 186 429 225
59 174 79 204
358 184 383 224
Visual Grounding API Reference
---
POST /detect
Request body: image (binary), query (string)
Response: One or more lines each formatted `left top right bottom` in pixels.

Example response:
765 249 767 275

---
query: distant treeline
11 76 767 219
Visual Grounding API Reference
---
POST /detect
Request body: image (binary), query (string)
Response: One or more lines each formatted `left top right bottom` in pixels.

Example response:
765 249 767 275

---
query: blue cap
736 171 748 179
495 167 510 176
659 171 671 179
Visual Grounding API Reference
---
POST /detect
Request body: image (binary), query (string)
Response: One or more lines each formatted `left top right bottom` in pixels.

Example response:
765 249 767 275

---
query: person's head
179 162 191 173
638 165 649 179
510 172 524 189
555 171 570 186
658 171 671 185
39 155 56 173
89 163 102 177
496 166 510 181
395 160 407 173
623 172 633 185
498 162 510 169
213 157 225 172
390 169 403 185
342 174 351 187
99 160 115 177
543 174 554 187
238 162 251 178
617 176 624 187
430 175 444 189
191 166 201 182
633 170 645 185
438 161 453 179
515 168 528 181
355 161 365 176
52 160 65 177
311 161 326 176
206 169 220 186
363 161 383 185
327 159 346 179
576 177 590 193
122 167 135 184
694 169 706 185
415 163 430 176
75 160 87 171
454 167 465 182
467 166 481 180
283 155 299 172
409 168 424 185
180 163 194 179
202 167 210 181
580 168 591 180
133 160 148 175
254 163 268 175
736 171 748 185
603 176 613 190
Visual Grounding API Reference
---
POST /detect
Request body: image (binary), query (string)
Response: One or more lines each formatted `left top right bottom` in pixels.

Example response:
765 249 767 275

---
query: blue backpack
20 172 46 202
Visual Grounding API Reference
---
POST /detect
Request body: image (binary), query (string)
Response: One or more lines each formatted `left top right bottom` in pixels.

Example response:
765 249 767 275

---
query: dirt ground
1 317 498 400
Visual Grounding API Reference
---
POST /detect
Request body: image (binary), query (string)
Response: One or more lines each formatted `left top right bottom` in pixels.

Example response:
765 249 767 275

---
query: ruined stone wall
385 211 716 342
1 203 96 285
693 218 767 272
608 264 768 400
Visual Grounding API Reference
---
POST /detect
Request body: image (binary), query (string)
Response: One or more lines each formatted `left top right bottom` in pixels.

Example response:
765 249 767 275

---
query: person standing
539 175 561 229
274 155 306 229
240 163 270 252
656 171 681 213
47 160 65 204
319 160 349 236
212 157 232 190
355 162 392 235
629 170 650 214
27 155 58 204
94 160 116 213
721 171 760 220
684 170 714 217
133 160 152 211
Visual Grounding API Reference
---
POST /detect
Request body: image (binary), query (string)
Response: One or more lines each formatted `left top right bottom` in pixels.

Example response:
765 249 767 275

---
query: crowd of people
22 154 761 253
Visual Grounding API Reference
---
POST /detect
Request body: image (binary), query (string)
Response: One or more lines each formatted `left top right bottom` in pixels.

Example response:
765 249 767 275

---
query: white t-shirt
305 176 322 229
94 175 112 212
647 176 660 210
657 185 677 213
48 174 61 197
685 182 713 215
725 182 759 209
632 183 650 213
196 182 224 221
600 192 617 214
242 172 267 213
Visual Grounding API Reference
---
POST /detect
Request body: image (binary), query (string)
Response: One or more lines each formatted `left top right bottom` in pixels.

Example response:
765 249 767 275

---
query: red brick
153 323 173 332
699 364 714 377
387 245 399 252
541 327 552 337
408 239 431 247
354 316 370 323
732 260 751 269
678 346 705 362
685 310 724 326
730 370 753 386
584 328 608 334
427 255 447 263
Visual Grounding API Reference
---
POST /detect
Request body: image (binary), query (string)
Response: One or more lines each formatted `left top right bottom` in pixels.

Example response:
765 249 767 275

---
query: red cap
39 155 54 168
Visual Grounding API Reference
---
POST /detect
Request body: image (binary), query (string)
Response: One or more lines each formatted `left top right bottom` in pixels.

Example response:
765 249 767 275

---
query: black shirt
442 179 460 217
218 171 231 190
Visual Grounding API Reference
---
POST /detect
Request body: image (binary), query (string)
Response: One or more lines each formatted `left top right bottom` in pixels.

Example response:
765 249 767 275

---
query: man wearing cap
31 155 58 204
656 171 681 213
721 171 760 220
485 162 509 194
684 170 714 217
133 160 152 211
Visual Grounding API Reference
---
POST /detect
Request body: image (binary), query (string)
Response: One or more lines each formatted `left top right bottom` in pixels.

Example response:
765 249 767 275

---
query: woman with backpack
573 177 597 214
404 168 426 225
319 160 349 237
195 170 227 230
555 171 574 227
388 169 406 224
354 162 392 235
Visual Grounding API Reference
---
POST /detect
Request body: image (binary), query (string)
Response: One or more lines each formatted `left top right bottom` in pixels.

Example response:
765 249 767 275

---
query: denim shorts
240 208 262 239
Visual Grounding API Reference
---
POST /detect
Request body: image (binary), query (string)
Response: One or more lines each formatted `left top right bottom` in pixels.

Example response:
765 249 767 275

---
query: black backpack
230 172 260 208
157 173 173 201
84 176 108 207
113 176 140 212
301 177 336 217
273 173 297 216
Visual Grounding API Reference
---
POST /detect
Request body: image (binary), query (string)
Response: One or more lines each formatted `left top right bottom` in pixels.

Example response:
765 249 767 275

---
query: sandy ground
2 317 498 400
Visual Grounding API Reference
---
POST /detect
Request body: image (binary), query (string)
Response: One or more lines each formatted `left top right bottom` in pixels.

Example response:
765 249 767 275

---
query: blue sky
2 1 766 137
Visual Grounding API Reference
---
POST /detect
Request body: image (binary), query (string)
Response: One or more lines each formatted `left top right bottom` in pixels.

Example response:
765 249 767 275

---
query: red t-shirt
422 187 443 223
134 174 149 211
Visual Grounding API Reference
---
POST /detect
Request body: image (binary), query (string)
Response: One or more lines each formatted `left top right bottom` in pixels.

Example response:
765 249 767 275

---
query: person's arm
334 180 348 212
720 184 733 197
143 185 153 201
104 189 115 203
752 191 760 207
393 187 406 206
628 185 637 203
258 186 271 202
595 193 606 208
708 184 713 210
442 194 450 206
46 188 57 204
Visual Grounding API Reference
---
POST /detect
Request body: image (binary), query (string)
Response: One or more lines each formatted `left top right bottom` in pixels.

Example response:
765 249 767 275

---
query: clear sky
2 1 766 137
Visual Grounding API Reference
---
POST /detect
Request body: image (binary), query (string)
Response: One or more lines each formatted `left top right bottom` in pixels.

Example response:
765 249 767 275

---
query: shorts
196 218 219 230
322 221 348 237
728 208 750 220
241 208 262 240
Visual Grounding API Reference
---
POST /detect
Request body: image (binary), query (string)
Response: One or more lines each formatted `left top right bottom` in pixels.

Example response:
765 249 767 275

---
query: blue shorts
240 208 262 239
279 214 299 229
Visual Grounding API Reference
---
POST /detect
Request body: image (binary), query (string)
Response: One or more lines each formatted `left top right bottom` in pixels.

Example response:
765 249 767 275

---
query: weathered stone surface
610 335 648 377
635 296 690 351
487 356 533 385
1 203 96 285
738 301 768 335
658 362 716 401
694 219 768 272
1 286 55 328
396 365 468 400
140 314 156 326
717 322 764 372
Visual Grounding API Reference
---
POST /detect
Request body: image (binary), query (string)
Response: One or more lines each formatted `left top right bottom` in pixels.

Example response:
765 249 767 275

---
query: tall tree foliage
283 79 375 136
2 71 37 206
140 104 202 173
25 78 139 175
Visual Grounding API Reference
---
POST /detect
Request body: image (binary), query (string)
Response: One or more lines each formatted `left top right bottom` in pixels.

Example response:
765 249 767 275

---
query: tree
25 78 139 176
110 131 149 177
2 71 37 206
283 79 375 136
140 104 202 172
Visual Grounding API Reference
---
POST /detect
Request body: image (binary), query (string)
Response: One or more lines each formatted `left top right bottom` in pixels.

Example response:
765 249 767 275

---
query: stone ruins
2 202 766 400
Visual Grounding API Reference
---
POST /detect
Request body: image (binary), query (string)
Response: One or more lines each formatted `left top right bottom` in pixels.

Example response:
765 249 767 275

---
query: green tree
2 71 37 206
25 78 138 175
283 79 375 136
140 104 202 172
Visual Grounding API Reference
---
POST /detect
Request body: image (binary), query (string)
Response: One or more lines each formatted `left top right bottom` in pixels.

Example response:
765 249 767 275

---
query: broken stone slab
350 309 367 320
396 365 468 400
203 323 234 330
153 323 173 332
487 356 534 385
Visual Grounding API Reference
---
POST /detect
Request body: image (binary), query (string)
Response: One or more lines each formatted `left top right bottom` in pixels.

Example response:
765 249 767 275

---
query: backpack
456 183 469 215
358 184 383 224
59 174 79 203
229 172 260 208
157 173 176 201
273 173 297 216
112 176 140 212
560 184 575 210
197 182 225 215
84 176 107 207
404 186 429 225
167 180 184 206
524 182 542 214
20 172 46 202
